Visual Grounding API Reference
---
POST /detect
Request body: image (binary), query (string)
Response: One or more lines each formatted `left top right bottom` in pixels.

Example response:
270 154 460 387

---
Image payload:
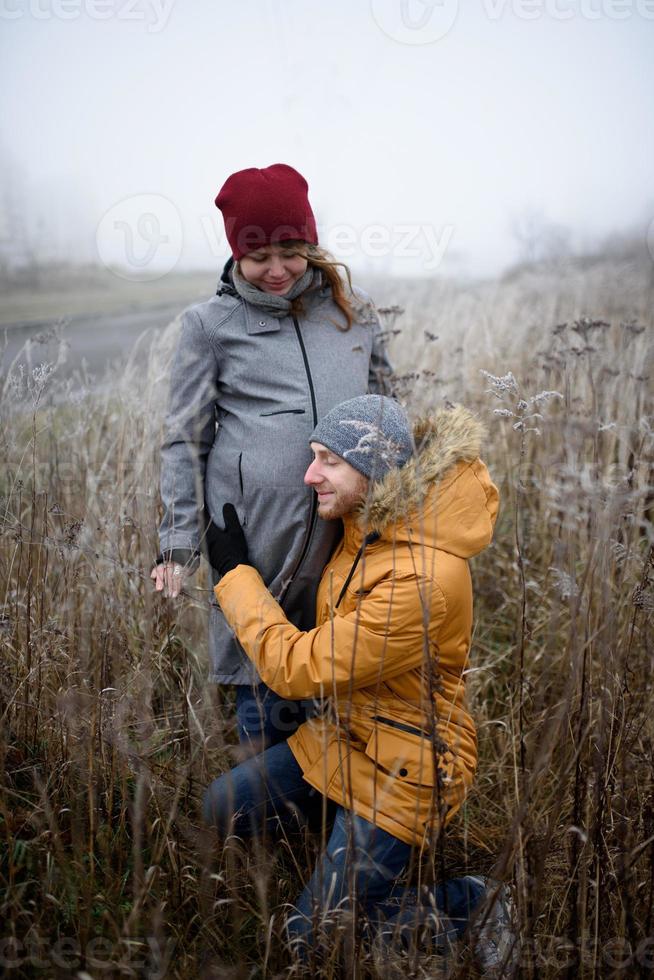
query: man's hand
203 503 250 577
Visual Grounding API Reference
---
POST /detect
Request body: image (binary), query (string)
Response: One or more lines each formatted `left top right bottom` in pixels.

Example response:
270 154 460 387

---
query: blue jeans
202 741 485 954
235 681 317 751
375 876 487 952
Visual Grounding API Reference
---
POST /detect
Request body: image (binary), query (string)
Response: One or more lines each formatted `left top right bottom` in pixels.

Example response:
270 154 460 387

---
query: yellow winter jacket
214 406 499 847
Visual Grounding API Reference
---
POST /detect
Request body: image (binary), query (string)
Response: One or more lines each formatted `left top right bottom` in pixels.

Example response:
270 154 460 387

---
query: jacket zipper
335 532 380 608
275 317 319 603
292 316 318 423
371 714 429 739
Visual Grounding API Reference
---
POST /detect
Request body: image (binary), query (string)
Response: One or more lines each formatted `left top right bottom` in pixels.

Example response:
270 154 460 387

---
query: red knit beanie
215 163 319 259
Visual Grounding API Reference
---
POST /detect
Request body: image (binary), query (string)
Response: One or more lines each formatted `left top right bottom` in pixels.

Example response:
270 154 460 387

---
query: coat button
399 767 408 777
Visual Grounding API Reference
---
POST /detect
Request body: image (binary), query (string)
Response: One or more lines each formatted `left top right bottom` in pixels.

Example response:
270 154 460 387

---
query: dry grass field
1 244 653 977
0 264 218 326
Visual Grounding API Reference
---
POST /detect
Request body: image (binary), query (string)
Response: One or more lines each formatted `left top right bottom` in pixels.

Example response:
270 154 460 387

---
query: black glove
202 503 250 577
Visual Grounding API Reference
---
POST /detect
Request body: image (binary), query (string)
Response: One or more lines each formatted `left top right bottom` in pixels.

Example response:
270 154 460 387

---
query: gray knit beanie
310 395 413 481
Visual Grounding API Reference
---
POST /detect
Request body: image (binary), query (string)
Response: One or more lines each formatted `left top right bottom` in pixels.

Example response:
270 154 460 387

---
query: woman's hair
291 243 356 331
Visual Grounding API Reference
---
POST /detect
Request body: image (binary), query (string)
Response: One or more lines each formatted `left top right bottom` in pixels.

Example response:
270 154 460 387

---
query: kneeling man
203 395 501 957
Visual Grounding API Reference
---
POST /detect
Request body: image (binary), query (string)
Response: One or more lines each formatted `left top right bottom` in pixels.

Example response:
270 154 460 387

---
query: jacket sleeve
158 309 219 561
214 564 446 700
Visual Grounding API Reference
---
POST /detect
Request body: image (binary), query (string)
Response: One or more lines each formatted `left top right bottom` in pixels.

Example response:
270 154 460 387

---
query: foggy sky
2 0 653 278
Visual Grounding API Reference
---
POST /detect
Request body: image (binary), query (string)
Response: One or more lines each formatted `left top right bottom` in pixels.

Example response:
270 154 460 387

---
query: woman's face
238 243 308 295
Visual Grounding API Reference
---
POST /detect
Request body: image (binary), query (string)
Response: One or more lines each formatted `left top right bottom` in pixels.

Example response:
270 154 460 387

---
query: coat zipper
275 317 320 602
335 532 380 608
292 316 318 424
371 715 429 739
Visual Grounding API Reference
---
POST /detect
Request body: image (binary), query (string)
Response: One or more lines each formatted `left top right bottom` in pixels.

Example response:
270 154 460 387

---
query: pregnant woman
151 163 391 751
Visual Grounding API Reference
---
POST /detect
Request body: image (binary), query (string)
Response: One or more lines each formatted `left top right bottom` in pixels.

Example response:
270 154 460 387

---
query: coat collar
217 271 282 334
215 279 281 335
243 306 282 335
216 256 328 334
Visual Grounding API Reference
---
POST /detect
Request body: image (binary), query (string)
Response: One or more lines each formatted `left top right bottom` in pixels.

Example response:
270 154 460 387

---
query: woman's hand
150 561 189 598
203 503 250 577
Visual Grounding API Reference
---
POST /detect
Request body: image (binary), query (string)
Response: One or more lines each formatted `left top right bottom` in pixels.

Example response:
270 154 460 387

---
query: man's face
304 443 369 520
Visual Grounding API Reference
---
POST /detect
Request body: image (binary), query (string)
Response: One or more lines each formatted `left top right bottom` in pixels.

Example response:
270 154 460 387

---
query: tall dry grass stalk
1 248 653 977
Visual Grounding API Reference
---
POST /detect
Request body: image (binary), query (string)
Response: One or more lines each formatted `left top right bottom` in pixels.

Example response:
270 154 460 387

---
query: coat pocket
236 452 246 525
206 449 247 528
259 408 306 417
365 716 455 788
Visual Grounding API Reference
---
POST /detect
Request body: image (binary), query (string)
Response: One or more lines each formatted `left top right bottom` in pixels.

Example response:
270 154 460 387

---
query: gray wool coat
158 276 392 684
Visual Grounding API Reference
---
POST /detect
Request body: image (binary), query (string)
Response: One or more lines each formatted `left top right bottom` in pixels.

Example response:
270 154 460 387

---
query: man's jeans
235 681 316 750
202 741 485 954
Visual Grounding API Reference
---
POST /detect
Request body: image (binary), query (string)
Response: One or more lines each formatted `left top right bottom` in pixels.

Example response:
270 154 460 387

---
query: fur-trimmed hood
355 405 499 559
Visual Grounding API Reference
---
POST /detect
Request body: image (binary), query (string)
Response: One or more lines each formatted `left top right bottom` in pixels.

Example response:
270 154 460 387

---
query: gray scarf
231 262 323 318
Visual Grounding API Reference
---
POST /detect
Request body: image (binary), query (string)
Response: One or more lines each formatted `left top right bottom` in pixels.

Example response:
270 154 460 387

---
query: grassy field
0 264 217 325
1 246 653 977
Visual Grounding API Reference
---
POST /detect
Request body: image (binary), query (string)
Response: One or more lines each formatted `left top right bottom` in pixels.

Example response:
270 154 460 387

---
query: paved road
1 303 183 382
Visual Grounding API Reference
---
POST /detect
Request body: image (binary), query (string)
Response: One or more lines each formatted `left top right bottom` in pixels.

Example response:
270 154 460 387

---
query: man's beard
317 473 369 520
